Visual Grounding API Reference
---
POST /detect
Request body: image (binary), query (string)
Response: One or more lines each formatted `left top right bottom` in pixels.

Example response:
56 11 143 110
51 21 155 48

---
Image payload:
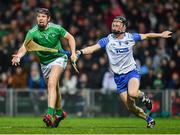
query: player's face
36 13 50 28
111 21 126 34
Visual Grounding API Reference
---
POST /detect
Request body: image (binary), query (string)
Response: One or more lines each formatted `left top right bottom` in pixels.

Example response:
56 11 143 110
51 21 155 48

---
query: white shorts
41 57 68 79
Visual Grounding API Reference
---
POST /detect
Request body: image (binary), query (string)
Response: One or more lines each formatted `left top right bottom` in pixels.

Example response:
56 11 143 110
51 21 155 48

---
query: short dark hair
35 8 51 16
113 16 128 27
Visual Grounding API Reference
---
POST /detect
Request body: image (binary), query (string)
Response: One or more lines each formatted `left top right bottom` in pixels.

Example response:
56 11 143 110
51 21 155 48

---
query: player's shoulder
49 22 63 29
124 32 133 38
125 32 140 37
125 32 142 42
28 25 38 33
124 32 140 40
97 35 110 48
99 35 110 42
107 34 114 39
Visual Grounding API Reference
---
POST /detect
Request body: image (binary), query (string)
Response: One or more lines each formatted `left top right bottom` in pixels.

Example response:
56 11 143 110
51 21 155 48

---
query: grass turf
0 117 179 134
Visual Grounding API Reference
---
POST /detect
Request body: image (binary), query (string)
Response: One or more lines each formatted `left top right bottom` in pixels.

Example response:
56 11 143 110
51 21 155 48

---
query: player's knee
128 90 138 98
48 81 56 90
139 108 144 114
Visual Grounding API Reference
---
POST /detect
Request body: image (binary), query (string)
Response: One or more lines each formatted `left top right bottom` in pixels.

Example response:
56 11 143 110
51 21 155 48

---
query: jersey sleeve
97 37 109 48
57 26 67 37
131 33 141 42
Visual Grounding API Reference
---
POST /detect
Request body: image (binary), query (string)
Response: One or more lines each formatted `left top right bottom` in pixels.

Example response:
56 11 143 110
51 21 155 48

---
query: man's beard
38 23 46 29
111 29 125 35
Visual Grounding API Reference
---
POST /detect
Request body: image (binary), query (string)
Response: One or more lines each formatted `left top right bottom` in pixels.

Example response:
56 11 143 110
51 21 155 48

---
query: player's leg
41 68 53 127
47 65 63 113
119 92 147 119
53 83 67 128
119 92 155 128
55 83 62 113
138 90 152 110
128 77 155 128
128 78 152 110
43 65 64 127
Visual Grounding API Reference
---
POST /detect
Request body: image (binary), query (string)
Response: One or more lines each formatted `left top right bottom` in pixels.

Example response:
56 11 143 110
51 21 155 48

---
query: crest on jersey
50 33 56 37
124 41 129 44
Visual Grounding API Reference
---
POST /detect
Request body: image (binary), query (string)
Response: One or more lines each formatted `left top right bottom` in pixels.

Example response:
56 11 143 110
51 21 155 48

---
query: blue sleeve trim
132 33 141 42
97 37 109 48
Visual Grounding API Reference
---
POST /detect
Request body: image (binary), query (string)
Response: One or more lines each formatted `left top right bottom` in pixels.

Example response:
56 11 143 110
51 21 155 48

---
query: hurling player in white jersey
77 16 172 128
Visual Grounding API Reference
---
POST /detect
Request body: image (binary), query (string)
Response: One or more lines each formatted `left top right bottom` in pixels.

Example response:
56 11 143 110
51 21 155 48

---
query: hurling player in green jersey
12 8 78 127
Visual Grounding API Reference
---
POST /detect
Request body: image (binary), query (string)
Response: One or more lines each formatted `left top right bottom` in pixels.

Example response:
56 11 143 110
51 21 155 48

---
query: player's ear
48 16 51 22
123 25 127 31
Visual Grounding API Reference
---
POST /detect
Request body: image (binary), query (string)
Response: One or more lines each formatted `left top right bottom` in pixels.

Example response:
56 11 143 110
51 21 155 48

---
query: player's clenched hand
161 31 172 38
76 50 82 57
70 53 78 63
11 54 21 66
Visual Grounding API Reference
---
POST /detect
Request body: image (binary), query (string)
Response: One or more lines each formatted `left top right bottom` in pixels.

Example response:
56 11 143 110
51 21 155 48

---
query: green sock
56 109 63 116
47 107 55 116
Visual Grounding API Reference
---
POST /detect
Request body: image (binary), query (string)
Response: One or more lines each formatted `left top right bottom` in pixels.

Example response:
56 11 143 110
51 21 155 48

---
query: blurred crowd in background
0 0 179 93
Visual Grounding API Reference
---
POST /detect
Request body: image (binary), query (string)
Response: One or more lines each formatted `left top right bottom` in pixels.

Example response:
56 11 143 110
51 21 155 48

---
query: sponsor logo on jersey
115 47 129 53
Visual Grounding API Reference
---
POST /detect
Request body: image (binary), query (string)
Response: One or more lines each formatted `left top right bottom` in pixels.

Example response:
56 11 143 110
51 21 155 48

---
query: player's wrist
17 54 22 58
17 52 25 59
71 52 76 56
159 33 163 37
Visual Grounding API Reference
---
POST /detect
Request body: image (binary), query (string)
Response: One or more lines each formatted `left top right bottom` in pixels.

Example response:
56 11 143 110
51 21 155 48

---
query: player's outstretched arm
11 42 27 66
64 32 77 63
140 31 172 40
78 44 101 55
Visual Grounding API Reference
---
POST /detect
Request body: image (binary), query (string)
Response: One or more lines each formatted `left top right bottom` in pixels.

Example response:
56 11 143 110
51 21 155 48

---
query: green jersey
25 22 68 65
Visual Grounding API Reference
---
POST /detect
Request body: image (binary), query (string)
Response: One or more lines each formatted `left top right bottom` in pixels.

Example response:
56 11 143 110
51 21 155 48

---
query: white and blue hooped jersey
97 32 141 75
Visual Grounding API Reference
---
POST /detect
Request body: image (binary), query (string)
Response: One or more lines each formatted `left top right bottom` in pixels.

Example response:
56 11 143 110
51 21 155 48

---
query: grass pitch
0 116 179 134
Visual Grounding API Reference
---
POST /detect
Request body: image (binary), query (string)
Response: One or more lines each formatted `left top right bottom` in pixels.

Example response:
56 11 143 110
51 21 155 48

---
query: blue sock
146 116 153 123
